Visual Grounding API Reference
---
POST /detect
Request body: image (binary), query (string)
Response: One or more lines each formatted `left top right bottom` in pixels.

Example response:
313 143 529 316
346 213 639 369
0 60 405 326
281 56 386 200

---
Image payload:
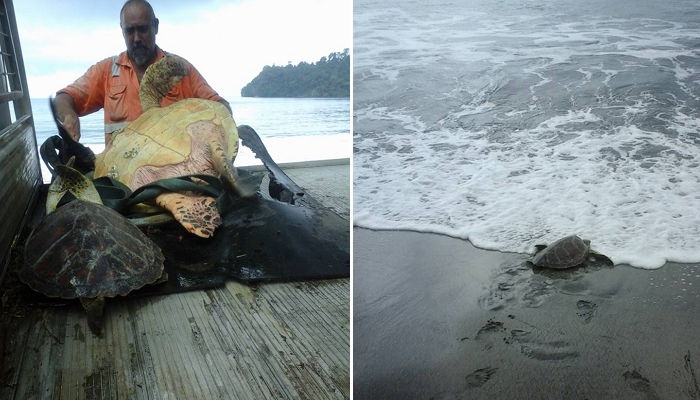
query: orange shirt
58 47 225 134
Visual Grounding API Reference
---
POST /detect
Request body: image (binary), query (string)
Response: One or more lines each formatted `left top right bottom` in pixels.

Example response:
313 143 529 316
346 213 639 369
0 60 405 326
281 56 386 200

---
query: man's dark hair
120 0 157 24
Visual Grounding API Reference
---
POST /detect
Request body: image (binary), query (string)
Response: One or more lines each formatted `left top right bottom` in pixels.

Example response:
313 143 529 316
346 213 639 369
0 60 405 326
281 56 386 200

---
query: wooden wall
0 0 42 281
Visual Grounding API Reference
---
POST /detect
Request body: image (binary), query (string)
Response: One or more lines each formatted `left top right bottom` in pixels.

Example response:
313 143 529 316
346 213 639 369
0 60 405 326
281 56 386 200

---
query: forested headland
241 49 350 98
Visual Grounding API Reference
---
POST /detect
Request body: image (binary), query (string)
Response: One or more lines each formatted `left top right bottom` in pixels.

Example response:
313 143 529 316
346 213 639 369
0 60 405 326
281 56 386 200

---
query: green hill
241 49 350 98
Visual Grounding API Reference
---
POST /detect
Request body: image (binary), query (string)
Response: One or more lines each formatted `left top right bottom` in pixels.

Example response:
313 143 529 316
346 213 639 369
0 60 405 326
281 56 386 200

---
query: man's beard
129 45 155 68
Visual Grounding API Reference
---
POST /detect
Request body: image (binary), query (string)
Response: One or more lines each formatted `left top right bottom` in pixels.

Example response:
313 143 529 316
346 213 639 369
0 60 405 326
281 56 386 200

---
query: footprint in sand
474 319 507 350
476 319 506 339
576 300 597 323
475 317 579 360
503 328 530 344
465 367 498 388
623 369 660 399
504 322 579 361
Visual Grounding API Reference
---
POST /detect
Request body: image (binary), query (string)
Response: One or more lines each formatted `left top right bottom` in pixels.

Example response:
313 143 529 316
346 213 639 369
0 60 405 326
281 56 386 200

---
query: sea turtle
92 55 248 238
528 235 613 269
19 163 165 335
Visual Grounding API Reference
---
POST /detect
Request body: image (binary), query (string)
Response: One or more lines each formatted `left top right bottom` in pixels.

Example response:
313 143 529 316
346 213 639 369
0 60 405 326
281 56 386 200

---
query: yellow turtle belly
94 98 238 189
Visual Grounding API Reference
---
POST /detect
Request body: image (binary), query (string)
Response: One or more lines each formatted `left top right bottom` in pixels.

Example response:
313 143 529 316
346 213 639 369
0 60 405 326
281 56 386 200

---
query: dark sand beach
354 228 700 399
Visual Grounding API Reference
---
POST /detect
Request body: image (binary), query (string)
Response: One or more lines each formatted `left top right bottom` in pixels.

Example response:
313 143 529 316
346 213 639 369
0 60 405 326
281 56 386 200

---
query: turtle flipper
155 192 221 238
534 244 547 254
589 251 614 266
46 156 102 213
80 297 106 336
201 123 255 198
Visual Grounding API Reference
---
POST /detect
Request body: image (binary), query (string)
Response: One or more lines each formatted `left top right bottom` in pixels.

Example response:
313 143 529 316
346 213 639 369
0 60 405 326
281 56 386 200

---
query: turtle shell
93 98 238 189
531 235 590 269
19 200 165 299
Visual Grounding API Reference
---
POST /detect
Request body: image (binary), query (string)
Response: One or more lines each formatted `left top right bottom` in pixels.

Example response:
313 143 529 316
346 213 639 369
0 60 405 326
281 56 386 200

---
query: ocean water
353 0 700 269
32 96 350 180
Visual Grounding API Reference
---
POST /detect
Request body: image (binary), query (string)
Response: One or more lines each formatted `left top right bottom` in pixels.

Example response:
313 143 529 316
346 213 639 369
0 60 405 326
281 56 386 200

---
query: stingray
141 125 349 285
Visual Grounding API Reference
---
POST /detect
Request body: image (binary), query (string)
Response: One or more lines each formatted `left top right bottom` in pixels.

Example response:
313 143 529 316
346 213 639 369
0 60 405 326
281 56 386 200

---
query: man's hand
61 113 81 142
53 93 81 142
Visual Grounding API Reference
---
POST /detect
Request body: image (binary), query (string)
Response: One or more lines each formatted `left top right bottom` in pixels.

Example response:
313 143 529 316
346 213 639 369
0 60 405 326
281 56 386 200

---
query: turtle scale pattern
20 200 165 299
531 235 590 269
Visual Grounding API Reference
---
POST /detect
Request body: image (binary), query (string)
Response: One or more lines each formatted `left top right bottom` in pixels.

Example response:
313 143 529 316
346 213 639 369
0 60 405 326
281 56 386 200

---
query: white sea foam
354 0 700 269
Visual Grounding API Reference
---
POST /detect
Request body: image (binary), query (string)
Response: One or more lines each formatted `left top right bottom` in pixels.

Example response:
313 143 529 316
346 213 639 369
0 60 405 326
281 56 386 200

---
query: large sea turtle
19 162 165 335
528 235 613 269
92 55 248 238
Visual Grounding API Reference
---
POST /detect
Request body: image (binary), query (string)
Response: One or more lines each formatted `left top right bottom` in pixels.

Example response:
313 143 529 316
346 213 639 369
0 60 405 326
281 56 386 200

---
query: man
53 0 231 145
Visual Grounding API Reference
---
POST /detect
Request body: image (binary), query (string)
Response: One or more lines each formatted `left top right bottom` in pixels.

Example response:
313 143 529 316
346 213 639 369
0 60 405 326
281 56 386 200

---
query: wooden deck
0 162 350 400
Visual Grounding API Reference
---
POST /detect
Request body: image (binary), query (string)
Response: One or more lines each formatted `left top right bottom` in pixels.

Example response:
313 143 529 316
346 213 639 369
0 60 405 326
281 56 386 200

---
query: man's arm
185 62 231 114
54 58 111 142
53 93 81 142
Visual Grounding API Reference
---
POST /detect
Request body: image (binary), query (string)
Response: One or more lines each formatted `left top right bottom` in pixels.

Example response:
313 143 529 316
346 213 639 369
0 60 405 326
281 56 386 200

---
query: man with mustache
53 0 231 145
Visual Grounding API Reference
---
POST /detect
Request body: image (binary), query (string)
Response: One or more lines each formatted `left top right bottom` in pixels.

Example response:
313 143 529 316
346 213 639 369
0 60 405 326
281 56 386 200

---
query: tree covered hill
241 49 349 98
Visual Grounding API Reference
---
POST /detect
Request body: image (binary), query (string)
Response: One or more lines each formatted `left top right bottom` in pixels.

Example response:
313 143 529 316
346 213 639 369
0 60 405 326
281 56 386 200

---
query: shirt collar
116 46 166 69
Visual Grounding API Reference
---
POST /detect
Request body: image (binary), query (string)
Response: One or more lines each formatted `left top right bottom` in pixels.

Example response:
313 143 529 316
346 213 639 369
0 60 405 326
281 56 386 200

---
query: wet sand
353 228 700 399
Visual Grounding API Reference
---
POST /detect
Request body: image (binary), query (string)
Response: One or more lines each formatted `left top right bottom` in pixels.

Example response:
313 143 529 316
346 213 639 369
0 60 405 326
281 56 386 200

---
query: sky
13 0 351 98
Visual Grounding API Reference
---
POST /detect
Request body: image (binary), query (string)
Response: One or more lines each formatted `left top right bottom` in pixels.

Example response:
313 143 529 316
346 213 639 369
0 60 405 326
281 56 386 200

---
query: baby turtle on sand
93 55 249 238
19 163 165 335
528 235 613 269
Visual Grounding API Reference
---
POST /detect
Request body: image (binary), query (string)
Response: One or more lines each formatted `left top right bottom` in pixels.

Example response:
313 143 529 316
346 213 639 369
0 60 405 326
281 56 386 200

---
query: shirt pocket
107 84 128 122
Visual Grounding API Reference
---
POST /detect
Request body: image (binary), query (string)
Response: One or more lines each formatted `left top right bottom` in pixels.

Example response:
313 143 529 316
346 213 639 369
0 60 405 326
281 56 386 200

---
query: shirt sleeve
56 59 109 116
186 63 225 102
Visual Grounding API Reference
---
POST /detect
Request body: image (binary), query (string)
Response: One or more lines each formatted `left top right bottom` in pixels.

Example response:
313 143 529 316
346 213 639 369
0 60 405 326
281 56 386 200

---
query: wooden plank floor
0 162 350 400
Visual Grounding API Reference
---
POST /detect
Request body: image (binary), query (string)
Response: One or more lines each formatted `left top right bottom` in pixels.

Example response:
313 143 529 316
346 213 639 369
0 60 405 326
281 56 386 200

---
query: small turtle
528 235 613 269
92 55 250 238
19 163 165 335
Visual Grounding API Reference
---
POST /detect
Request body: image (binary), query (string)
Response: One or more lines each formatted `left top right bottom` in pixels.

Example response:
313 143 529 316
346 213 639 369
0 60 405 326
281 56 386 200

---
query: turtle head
534 244 547 254
46 156 103 214
139 55 189 111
